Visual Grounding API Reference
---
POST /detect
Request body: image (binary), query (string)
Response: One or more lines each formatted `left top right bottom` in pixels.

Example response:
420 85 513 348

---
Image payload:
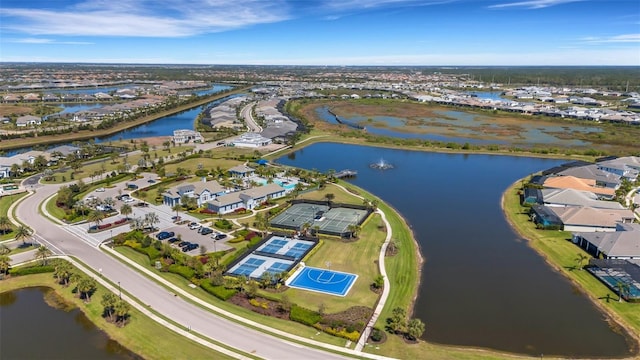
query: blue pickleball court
286 266 358 297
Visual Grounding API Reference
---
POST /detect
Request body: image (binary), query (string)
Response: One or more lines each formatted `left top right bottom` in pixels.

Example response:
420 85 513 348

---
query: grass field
0 272 236 360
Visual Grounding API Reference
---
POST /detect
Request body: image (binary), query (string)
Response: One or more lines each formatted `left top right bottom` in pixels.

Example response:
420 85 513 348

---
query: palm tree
172 203 181 220
114 299 131 326
0 255 11 275
15 225 31 245
87 210 105 230
54 261 73 286
616 281 631 302
101 293 118 322
120 203 132 220
0 216 12 235
347 224 361 239
34 245 52 265
575 253 589 271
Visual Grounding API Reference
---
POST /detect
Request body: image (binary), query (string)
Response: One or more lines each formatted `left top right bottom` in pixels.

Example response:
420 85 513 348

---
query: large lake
276 142 633 357
0 287 138 359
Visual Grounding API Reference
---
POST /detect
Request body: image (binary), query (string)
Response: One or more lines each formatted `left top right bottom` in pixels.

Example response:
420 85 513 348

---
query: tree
575 253 589 271
172 203 182 220
87 210 105 230
75 275 97 301
163 140 172 153
324 193 335 205
144 212 160 233
15 225 31 245
0 216 12 235
101 293 118 322
34 245 52 265
388 307 407 334
347 224 361 239
0 255 10 275
120 203 132 220
114 299 131 326
406 318 425 341
254 212 269 238
110 152 120 164
54 261 73 286
372 275 384 290
616 281 630 302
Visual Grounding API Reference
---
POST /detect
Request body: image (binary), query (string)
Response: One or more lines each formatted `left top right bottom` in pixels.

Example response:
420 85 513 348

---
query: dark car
182 243 199 252
147 179 156 183
156 231 175 240
177 241 190 248
214 233 227 240
135 202 149 207
200 227 213 235
168 237 179 244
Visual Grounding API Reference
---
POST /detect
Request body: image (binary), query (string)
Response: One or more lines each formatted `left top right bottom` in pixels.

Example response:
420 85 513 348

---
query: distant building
172 129 203 144
232 133 272 148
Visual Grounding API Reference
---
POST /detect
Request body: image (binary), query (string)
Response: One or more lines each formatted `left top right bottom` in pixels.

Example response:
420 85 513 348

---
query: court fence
270 200 373 238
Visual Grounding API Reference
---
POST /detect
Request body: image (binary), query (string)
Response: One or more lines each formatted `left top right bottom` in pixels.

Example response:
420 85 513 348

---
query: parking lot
157 224 232 254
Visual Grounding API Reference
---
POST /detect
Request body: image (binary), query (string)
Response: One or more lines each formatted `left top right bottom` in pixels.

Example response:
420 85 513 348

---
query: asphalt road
14 181 352 360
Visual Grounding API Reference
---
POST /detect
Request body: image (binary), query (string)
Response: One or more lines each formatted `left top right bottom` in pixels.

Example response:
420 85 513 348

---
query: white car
189 222 201 230
96 187 105 192
123 197 135 203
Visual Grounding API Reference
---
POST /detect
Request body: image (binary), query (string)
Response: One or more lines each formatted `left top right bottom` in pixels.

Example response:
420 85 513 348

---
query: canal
276 142 634 357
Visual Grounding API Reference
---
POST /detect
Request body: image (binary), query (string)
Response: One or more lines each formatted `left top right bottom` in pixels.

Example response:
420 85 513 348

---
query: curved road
15 182 357 360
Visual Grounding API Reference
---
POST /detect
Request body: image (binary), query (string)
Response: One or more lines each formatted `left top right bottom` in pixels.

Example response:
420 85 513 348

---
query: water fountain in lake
370 158 394 170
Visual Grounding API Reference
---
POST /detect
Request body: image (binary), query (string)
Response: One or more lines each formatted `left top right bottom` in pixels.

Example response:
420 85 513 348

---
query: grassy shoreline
501 180 640 356
0 273 235 360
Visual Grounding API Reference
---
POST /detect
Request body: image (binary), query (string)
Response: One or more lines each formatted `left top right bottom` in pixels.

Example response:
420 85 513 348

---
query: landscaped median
502 180 640 348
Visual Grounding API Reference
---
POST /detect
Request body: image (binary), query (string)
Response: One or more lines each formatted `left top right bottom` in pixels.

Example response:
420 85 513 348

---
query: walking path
326 182 393 352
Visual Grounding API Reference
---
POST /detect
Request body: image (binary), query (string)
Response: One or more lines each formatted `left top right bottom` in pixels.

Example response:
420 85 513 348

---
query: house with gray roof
557 164 621 189
597 156 640 181
16 115 41 127
162 179 226 207
541 188 625 210
550 206 635 232
228 164 255 178
572 223 640 260
207 183 285 214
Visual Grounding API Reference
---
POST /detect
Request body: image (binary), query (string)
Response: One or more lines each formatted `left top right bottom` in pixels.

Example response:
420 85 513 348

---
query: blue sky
1 0 639 65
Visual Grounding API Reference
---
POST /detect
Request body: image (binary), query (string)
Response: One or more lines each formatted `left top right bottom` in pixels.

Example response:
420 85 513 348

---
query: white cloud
489 0 584 9
1 0 290 37
323 0 455 10
581 34 640 44
8 38 93 45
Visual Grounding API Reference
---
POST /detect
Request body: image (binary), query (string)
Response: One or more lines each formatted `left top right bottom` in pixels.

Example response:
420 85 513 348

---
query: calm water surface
276 142 633 357
0 287 138 360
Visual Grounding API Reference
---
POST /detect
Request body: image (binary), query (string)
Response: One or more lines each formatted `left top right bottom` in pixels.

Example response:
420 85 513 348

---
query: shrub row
200 282 238 300
289 305 322 326
133 246 161 262
168 264 195 280
9 265 55 276
314 324 360 342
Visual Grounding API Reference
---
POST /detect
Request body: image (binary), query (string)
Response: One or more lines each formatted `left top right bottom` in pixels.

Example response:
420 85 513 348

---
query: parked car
189 222 201 230
200 227 213 235
135 202 149 207
156 231 175 240
168 237 179 244
123 197 135 203
182 243 199 252
213 233 227 240
147 179 156 183
127 183 139 190
95 187 105 192
178 241 191 248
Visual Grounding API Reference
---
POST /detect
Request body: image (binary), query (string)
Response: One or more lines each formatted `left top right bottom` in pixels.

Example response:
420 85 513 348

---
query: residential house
0 164 11 178
550 206 635 232
162 179 226 207
530 204 563 229
572 223 640 259
232 133 272 148
597 157 640 181
172 129 203 144
557 164 621 189
540 188 625 210
228 164 255 178
207 183 285 214
543 176 616 200
16 115 41 127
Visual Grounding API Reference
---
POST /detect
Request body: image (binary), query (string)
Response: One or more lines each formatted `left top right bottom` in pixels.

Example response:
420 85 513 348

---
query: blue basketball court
286 266 358 297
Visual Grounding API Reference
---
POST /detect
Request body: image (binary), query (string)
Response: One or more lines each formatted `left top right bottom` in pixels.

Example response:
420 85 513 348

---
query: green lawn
1 272 236 360
163 157 244 176
0 192 27 240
